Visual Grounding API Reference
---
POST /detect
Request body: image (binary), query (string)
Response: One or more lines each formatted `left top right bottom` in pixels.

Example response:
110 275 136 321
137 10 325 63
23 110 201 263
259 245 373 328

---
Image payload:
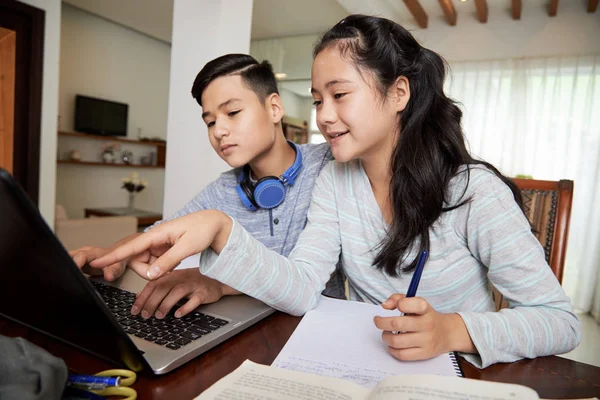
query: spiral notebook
273 296 462 389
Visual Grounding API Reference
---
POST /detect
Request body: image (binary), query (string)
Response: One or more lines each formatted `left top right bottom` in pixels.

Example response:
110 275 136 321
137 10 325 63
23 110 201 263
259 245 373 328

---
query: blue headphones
236 141 303 211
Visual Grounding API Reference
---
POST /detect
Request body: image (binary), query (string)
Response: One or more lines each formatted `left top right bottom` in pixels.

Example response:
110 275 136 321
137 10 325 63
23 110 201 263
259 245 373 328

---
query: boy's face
201 75 278 168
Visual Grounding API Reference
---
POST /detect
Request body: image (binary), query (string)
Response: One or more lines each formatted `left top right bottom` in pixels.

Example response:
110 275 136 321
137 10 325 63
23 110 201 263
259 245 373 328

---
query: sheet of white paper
273 296 460 389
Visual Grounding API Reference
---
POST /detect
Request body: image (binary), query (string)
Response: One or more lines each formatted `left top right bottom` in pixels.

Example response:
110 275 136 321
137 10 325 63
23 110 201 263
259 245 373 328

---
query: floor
559 313 600 367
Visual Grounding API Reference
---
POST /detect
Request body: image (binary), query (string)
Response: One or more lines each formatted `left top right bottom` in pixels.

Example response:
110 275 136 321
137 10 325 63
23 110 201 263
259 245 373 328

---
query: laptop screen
0 169 149 372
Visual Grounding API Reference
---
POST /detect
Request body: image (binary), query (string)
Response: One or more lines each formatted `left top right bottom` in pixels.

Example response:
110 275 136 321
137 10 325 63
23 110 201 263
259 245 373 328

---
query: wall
279 88 313 123
251 34 317 81
279 88 302 118
58 4 170 138
162 0 253 217
56 3 170 217
18 0 61 229
55 136 165 217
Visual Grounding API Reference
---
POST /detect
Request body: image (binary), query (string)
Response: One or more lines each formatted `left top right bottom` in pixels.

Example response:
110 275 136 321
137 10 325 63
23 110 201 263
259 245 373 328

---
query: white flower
121 172 146 191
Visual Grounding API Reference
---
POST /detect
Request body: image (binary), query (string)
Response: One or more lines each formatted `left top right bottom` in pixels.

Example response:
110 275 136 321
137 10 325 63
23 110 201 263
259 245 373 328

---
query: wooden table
85 207 162 228
1 313 599 399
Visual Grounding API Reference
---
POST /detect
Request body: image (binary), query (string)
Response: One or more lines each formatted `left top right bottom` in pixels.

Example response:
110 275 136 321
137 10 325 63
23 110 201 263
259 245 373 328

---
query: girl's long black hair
314 15 524 276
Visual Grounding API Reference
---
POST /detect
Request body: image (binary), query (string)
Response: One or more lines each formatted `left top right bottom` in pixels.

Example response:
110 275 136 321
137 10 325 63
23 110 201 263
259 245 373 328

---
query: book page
195 360 371 400
273 297 460 389
369 375 539 400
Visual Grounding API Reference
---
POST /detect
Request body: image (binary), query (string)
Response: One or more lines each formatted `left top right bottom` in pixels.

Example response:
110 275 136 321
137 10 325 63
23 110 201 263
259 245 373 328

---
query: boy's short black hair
191 54 279 107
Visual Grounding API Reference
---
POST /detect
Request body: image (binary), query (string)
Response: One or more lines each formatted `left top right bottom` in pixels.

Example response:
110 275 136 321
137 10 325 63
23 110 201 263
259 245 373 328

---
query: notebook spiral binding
449 352 464 377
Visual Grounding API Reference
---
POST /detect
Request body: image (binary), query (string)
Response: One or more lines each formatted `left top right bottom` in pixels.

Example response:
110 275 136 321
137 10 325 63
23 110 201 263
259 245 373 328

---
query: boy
71 54 342 319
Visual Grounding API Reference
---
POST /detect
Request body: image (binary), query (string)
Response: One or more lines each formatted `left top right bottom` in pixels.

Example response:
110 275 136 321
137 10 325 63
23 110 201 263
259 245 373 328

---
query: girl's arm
90 209 234 279
92 163 343 316
458 170 581 368
198 163 343 315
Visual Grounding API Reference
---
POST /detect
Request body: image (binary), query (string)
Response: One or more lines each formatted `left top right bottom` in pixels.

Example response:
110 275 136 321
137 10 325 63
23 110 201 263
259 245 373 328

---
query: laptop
0 168 274 375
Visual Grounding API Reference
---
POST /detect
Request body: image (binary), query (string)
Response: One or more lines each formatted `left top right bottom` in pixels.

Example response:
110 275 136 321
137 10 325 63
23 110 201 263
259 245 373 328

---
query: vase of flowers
121 172 147 212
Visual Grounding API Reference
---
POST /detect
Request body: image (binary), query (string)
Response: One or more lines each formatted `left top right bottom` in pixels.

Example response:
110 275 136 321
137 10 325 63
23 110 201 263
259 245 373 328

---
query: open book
195 359 539 400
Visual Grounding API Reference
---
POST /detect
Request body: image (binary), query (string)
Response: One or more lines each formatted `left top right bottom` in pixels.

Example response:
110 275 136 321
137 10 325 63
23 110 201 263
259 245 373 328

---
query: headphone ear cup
254 178 286 209
236 179 258 211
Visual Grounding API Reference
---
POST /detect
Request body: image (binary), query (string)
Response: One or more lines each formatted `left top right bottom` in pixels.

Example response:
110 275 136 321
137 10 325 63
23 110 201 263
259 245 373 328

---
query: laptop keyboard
91 281 229 350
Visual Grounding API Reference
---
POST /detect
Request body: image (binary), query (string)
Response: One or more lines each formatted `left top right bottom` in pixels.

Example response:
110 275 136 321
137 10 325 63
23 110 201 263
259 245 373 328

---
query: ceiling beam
548 0 559 16
438 0 457 26
589 0 599 12
403 0 428 29
511 0 522 20
474 0 488 23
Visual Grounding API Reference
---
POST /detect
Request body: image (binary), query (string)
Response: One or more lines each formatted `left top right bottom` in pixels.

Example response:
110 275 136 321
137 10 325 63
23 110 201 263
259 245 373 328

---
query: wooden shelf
57 160 163 169
58 130 166 167
58 131 166 147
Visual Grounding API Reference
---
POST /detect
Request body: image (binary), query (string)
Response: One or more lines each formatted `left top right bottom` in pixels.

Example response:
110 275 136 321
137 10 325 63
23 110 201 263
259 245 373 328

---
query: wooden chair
492 178 574 310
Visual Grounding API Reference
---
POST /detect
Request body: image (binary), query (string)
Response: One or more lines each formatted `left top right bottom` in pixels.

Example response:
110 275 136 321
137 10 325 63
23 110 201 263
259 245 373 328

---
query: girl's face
311 46 405 163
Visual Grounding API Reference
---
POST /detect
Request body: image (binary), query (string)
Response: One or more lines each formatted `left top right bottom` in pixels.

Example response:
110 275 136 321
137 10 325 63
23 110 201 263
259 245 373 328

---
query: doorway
0 0 44 205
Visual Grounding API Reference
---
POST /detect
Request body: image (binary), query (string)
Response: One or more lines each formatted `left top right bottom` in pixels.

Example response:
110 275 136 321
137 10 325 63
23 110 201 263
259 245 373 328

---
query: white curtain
445 55 600 322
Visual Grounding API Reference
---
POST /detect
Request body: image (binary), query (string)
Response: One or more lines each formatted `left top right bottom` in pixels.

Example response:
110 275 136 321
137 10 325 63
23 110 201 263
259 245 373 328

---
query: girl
93 15 580 368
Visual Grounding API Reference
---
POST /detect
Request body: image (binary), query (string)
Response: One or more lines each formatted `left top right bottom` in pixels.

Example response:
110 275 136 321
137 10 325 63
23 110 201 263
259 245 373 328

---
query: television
74 95 128 137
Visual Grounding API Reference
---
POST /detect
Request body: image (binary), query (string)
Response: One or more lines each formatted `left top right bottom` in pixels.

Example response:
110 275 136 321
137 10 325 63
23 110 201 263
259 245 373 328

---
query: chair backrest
492 178 574 310
513 178 574 283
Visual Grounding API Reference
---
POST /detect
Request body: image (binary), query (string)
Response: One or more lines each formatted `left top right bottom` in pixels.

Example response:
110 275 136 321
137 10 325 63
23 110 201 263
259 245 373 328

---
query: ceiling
62 0 349 43
62 0 175 43
251 0 348 39
61 0 597 98
62 0 598 44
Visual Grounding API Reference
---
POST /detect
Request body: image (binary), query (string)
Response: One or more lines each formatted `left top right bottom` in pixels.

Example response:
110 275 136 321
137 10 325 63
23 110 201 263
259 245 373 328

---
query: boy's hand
70 246 127 281
90 210 232 280
373 294 475 361
132 269 241 319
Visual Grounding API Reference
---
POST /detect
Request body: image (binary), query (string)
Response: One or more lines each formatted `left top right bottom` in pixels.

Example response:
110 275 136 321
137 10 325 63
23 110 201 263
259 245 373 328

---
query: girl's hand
90 210 232 280
373 294 475 361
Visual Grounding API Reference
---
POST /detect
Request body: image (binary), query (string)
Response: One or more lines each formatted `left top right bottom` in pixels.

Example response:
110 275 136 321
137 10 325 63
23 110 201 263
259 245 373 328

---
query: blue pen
406 249 428 298
68 374 120 390
393 249 428 334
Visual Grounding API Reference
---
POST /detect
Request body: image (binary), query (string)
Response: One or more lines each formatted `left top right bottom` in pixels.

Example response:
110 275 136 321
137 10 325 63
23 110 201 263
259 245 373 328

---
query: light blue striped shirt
200 160 581 368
